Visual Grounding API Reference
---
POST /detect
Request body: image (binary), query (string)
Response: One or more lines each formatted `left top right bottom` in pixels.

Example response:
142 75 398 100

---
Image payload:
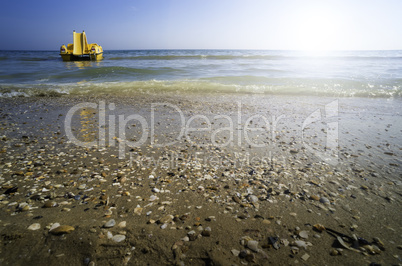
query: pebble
310 195 320 201
103 219 116 228
28 223 41 230
188 230 197 241
330 249 339 256
117 221 126 228
112 234 126 243
78 184 86 190
159 215 173 224
231 249 240 256
301 253 310 261
295 240 308 249
49 223 60 231
149 195 158 201
43 201 57 208
313 224 325 232
247 240 259 252
299 231 309 239
50 225 75 235
152 188 160 193
134 207 143 215
319 197 330 204
269 237 280 250
21 205 30 212
247 195 258 203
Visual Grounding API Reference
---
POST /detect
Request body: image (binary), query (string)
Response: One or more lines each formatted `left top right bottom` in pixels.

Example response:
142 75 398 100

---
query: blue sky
0 0 401 50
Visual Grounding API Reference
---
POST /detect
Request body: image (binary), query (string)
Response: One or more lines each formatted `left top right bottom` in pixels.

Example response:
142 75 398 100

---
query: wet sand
0 93 401 265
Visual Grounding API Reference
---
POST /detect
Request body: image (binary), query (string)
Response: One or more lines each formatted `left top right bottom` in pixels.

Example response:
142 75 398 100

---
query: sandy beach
0 93 401 265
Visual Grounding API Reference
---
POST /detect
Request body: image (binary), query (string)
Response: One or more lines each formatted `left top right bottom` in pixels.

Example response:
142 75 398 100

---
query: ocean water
0 49 401 97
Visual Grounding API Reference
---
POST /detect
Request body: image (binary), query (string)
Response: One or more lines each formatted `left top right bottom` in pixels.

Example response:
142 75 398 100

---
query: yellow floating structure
60 31 103 61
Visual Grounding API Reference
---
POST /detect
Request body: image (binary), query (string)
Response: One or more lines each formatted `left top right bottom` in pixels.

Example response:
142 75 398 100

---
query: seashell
313 224 326 232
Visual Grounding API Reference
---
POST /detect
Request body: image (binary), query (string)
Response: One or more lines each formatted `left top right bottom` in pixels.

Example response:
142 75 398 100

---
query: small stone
231 249 240 256
262 219 271 225
50 225 75 235
21 205 30 212
373 237 385 250
330 249 339 256
149 195 158 201
112 234 126 243
134 207 143 215
104 209 113 216
290 247 299 255
294 240 308 249
310 195 320 201
103 219 116 228
239 250 249 259
43 201 57 208
247 195 258 203
319 197 330 204
281 239 289 247
299 231 309 239
159 215 174 224
247 240 259 252
117 221 126 228
49 223 60 231
152 188 160 193
269 237 280 250
28 223 40 230
245 253 255 262
313 224 326 232
188 230 197 241
301 253 310 261
78 184 86 190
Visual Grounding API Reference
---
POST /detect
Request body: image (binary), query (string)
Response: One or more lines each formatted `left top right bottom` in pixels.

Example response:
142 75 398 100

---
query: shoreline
0 94 401 265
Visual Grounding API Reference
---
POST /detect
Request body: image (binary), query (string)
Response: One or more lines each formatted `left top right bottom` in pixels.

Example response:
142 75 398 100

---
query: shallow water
0 50 401 97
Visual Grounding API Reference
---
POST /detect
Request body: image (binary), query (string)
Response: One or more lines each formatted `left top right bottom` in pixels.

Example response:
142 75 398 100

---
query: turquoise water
0 50 401 97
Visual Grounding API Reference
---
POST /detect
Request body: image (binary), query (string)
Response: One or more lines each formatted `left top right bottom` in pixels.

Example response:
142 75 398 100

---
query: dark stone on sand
269 237 280 250
4 186 18 194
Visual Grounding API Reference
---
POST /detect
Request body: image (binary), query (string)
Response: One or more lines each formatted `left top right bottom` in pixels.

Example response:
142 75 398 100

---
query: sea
0 49 401 98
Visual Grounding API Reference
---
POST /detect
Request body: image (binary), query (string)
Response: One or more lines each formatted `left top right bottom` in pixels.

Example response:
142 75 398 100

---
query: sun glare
295 7 343 51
